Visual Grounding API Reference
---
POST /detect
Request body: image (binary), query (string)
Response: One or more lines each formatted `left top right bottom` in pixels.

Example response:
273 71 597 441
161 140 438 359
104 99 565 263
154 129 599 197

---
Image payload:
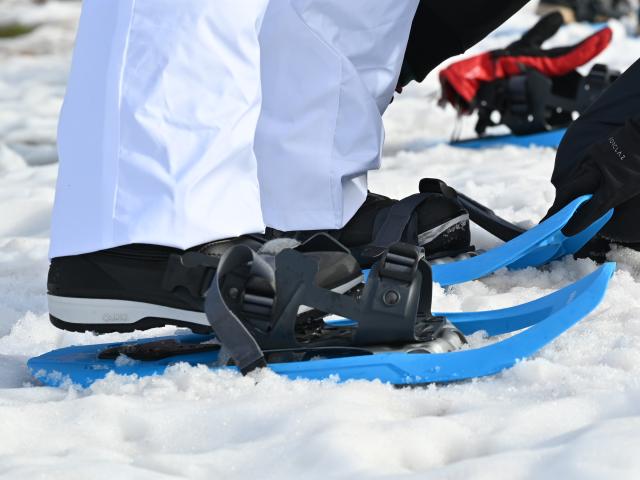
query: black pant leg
400 0 530 86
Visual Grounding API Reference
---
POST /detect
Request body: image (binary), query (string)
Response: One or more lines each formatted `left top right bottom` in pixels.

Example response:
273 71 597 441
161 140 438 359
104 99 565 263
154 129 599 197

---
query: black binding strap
367 193 430 255
204 246 272 374
365 177 527 256
419 178 525 242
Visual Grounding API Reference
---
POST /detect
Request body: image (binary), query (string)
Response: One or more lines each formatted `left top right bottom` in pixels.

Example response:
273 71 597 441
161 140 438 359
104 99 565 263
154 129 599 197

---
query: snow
1 1 640 478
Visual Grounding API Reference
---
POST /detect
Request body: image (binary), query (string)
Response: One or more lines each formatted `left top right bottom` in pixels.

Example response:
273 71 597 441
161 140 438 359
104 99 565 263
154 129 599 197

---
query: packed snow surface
1 1 640 478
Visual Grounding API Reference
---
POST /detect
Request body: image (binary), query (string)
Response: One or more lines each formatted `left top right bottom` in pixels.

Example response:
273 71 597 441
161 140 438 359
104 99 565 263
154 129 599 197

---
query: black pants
553 57 640 243
401 0 530 85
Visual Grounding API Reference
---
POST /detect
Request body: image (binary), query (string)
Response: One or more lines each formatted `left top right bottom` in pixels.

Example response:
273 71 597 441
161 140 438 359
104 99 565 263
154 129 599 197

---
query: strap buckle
378 243 423 283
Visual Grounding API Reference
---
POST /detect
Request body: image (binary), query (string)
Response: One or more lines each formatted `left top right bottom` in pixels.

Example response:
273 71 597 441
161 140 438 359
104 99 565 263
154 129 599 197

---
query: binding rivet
383 290 400 306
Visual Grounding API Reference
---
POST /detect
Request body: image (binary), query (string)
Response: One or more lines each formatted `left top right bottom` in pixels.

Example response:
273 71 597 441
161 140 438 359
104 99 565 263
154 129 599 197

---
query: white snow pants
50 0 419 258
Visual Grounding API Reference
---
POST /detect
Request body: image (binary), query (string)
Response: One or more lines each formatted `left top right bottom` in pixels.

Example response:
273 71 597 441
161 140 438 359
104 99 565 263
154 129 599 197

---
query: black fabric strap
401 0 530 85
370 193 429 249
204 246 271 374
420 177 525 242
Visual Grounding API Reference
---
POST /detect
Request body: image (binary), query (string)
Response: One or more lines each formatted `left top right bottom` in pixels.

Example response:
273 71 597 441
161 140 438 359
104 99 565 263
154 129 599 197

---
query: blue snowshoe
32 183 615 387
29 239 615 387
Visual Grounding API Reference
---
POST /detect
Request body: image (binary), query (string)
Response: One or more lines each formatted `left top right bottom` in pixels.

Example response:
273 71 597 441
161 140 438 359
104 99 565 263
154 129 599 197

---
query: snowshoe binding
472 63 619 138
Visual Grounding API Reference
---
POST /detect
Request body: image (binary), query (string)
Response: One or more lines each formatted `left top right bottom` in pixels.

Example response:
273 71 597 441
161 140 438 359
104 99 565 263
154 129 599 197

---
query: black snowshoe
438 12 617 140
474 63 620 137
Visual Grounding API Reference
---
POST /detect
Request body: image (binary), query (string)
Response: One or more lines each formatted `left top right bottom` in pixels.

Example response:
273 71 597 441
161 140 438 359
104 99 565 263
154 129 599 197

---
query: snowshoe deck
28 263 614 388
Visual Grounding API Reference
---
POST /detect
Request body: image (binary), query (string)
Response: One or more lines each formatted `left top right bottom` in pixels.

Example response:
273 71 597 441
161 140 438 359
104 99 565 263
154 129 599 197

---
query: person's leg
51 0 269 259
256 0 419 231
48 0 370 334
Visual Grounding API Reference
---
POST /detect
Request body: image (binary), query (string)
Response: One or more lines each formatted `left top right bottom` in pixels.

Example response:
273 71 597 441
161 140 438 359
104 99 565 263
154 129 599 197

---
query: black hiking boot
47 235 363 334
268 187 471 267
